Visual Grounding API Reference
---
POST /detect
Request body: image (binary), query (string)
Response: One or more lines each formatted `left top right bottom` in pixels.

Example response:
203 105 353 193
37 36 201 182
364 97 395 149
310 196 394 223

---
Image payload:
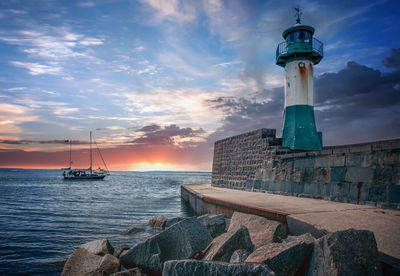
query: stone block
372 166 398 185
203 226 254 262
391 139 400 149
162 260 274 276
246 233 315 276
230 249 251 263
228 212 288 248
294 158 315 169
313 168 330 183
303 182 321 197
330 167 346 182
345 167 371 183
79 239 114 256
197 213 226 238
345 154 365 167
120 218 212 274
331 147 349 154
349 144 372 153
314 156 329 167
301 168 314 182
368 184 388 202
322 182 332 197
320 149 333 155
307 229 381 276
389 184 400 203
328 155 345 167
331 182 349 202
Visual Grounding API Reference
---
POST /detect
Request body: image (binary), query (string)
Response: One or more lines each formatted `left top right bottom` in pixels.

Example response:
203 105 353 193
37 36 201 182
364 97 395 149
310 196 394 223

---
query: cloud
206 87 284 141
0 103 38 135
381 48 400 70
130 124 205 146
0 139 88 145
139 0 197 22
77 2 95 8
10 61 62 75
79 37 104 46
1 25 103 76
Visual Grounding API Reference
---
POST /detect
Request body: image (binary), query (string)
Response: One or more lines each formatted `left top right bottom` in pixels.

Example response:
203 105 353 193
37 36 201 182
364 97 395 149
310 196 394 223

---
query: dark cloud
381 48 400 70
207 55 400 146
206 87 284 142
0 139 88 145
136 124 161 133
132 124 204 146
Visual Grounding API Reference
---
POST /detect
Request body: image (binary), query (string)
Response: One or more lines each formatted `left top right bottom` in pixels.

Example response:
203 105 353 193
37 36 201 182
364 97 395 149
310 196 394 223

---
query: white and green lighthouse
276 8 323 150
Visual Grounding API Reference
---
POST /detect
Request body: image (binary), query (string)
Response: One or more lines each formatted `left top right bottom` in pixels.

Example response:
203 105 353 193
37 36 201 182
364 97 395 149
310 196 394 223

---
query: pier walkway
181 184 400 266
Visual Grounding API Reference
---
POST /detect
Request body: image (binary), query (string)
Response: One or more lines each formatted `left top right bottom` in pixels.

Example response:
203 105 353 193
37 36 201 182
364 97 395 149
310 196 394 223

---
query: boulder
120 218 212 274
62 248 120 276
120 226 144 235
162 260 275 276
203 226 254 262
197 214 226 238
230 249 251 263
228 212 287 248
113 245 130 258
165 217 183 228
246 233 314 276
306 228 382 276
148 217 168 229
79 238 114 256
96 254 121 275
111 267 148 276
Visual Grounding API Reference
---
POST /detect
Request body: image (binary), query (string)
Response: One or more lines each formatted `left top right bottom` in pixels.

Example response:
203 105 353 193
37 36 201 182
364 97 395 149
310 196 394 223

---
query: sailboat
61 131 110 180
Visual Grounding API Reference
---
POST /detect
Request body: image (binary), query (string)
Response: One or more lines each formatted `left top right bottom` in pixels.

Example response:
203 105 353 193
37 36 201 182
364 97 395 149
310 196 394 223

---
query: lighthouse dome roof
282 24 315 39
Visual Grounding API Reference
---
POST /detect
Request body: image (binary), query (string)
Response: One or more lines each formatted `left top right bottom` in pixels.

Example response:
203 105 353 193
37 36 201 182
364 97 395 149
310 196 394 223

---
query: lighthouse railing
276 37 323 62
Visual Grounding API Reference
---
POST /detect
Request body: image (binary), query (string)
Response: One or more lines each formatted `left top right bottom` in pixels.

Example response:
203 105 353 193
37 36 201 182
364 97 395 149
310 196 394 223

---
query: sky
0 0 399 171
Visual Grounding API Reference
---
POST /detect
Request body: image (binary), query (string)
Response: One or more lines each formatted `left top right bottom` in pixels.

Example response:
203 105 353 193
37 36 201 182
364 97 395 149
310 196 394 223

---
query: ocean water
0 169 211 275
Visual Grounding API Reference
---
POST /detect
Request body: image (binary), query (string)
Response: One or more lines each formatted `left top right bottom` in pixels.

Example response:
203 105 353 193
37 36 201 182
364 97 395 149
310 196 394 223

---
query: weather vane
295 6 302 24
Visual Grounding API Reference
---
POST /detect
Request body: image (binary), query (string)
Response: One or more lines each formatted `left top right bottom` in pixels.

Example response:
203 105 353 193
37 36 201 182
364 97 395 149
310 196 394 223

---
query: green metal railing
276 37 323 62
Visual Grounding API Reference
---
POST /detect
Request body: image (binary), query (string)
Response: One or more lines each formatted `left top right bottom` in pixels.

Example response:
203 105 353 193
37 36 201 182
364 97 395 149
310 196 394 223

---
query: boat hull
63 175 106 180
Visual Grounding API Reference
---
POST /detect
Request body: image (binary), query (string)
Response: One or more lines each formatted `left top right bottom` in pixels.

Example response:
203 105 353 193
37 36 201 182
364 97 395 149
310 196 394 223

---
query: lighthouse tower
276 8 323 150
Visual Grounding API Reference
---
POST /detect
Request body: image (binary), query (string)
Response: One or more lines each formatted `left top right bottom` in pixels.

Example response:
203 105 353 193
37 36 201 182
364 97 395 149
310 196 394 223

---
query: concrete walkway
181 184 400 264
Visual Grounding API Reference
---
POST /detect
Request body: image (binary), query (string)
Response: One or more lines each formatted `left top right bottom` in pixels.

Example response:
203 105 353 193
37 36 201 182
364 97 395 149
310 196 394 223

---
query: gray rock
230 249 251 263
120 226 144 235
79 238 114 256
148 217 168 229
113 245 130 258
162 260 275 276
62 248 120 276
246 233 314 276
307 228 382 276
119 218 212 274
203 226 254 262
111 267 148 276
228 212 287 248
197 213 226 238
164 217 183 228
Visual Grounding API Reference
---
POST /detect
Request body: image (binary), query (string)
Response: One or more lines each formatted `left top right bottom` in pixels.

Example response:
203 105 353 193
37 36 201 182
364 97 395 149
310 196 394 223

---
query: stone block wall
211 129 285 190
211 129 400 208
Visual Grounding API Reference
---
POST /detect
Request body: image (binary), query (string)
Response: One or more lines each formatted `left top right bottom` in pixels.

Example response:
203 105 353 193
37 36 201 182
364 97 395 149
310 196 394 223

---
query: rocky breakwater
62 212 384 276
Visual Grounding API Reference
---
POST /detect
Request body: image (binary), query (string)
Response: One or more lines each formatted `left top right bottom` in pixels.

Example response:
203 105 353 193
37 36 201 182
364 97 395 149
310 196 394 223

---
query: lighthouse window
286 33 295 43
298 31 304 41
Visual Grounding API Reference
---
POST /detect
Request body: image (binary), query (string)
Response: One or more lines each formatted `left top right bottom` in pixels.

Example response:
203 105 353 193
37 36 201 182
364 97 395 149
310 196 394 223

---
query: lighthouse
276 8 323 150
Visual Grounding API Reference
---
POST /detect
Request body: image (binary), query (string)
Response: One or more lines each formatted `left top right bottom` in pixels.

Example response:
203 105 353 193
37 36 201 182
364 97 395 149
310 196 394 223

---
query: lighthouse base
282 105 322 150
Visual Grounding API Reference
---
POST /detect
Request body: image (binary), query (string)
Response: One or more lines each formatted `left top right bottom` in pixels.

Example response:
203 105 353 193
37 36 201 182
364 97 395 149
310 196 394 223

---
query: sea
0 169 211 275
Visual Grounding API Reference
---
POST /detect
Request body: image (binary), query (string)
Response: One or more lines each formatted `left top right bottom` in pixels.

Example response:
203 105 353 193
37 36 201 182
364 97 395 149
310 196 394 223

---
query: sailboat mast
90 131 92 175
69 140 72 168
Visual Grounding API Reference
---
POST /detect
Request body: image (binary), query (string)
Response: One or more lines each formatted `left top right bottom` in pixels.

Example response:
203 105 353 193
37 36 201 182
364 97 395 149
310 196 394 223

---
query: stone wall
211 129 400 209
